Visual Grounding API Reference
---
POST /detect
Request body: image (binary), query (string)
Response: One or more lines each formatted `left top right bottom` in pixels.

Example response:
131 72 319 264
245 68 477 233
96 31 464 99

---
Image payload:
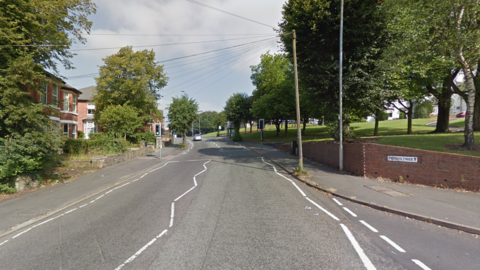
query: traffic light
259 119 265 130
155 123 161 137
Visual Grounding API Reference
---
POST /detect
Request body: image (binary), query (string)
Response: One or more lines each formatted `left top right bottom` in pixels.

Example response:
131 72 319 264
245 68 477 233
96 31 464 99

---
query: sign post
155 123 162 159
259 119 264 146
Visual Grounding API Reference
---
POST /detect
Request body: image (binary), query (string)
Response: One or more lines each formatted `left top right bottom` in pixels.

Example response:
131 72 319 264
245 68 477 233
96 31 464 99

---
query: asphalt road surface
0 137 478 269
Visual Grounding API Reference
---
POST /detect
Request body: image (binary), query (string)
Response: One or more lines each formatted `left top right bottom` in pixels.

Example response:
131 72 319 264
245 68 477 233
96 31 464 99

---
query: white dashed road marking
343 207 358 217
380 235 406 253
359 220 378 233
412 259 431 270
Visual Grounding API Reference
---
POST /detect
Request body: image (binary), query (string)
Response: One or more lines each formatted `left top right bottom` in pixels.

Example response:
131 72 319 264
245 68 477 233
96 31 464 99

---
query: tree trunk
462 68 476 150
275 120 281 137
285 121 288 137
302 117 308 136
473 92 480 131
183 132 186 145
250 121 253 133
374 109 380 136
407 100 413 135
434 77 453 133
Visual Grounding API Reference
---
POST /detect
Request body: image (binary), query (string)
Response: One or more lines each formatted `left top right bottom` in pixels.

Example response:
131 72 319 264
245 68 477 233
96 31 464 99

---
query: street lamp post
339 0 344 171
293 30 303 171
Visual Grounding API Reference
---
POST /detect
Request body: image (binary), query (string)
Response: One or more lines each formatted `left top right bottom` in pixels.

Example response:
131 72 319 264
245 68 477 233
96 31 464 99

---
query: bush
0 182 16 194
64 133 129 155
327 122 356 141
179 143 185 148
399 112 406 119
415 100 433 118
232 128 242 141
77 130 85 139
128 131 156 144
377 112 389 121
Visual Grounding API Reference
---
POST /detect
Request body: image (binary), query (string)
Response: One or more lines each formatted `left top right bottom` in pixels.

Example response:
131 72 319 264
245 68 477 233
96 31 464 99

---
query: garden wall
276 142 480 191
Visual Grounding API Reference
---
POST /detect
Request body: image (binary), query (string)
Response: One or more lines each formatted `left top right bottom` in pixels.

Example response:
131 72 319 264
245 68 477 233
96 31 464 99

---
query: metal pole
293 30 303 171
339 0 344 171
199 118 200 134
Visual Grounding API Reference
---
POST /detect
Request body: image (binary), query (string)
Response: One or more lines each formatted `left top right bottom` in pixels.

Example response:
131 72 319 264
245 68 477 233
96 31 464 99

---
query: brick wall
276 142 480 191
77 101 88 133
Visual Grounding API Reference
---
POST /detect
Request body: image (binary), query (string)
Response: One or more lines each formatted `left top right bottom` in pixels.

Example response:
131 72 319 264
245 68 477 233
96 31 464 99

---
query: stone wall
277 142 480 191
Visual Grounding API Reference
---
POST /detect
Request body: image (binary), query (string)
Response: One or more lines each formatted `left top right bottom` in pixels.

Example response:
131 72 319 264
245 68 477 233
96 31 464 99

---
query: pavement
0 141 185 239
240 140 480 235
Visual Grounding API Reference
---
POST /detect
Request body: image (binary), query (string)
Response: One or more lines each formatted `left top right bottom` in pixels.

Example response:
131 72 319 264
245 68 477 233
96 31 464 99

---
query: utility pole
293 30 303 171
192 122 194 137
199 118 201 134
339 0 344 171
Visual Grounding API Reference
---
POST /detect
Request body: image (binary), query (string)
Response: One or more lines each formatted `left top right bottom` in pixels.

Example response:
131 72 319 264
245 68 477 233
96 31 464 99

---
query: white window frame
63 123 69 136
72 124 77 138
64 92 69 111
52 85 58 106
40 83 48 104
72 94 77 113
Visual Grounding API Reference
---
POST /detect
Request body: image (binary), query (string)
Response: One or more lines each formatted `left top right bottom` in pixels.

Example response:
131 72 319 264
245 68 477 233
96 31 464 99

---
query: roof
78 86 96 101
62 83 82 94
44 70 82 94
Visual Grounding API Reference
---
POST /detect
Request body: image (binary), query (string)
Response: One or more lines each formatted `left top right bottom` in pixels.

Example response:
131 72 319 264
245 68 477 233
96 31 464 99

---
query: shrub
327 122 356 141
377 112 389 121
77 130 85 139
179 143 185 148
129 131 156 144
0 182 16 194
64 133 129 155
415 100 433 118
232 128 242 141
399 112 406 119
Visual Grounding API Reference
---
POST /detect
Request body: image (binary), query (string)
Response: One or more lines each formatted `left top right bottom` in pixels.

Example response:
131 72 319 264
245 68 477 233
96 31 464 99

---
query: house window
72 94 77 113
64 92 69 111
63 123 69 136
87 103 96 115
52 85 58 106
72 124 77 138
40 83 47 104
85 121 97 139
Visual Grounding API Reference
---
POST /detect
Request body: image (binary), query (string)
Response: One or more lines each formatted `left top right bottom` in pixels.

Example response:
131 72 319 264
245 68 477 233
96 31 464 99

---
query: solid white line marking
193 177 197 186
261 157 306 197
64 208 78 214
306 197 339 221
359 220 378 233
343 207 358 217
12 228 32 239
412 259 431 270
0 240 8 246
32 217 57 228
340 224 376 270
169 203 175 227
174 186 196 202
105 190 113 194
380 235 406 253
332 198 343 205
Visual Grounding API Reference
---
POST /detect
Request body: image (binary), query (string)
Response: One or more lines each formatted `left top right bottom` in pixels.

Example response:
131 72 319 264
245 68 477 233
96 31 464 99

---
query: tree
193 111 217 134
214 111 226 136
278 0 389 134
224 93 248 141
94 46 168 126
250 52 295 137
0 0 96 182
384 0 480 149
168 95 198 145
97 104 143 140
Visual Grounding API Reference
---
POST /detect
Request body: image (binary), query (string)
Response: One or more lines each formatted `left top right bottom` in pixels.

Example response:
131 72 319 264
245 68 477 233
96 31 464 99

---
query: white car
194 134 202 141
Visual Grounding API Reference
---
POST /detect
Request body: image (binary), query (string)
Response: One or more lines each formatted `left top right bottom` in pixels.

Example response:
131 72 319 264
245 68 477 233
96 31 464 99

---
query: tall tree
214 111 226 136
224 93 248 140
0 0 96 181
94 46 168 125
278 0 389 132
97 104 143 140
167 95 198 145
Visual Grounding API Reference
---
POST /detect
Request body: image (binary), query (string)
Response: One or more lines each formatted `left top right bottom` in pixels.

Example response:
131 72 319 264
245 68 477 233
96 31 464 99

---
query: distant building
25 71 82 138
450 94 467 115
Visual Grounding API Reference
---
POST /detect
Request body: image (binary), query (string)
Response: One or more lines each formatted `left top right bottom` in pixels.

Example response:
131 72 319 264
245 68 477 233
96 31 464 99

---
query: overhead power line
70 35 273 51
185 0 276 29
67 37 278 80
87 33 276 37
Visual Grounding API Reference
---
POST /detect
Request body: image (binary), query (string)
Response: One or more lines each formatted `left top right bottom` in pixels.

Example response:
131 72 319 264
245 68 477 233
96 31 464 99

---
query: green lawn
241 119 436 144
449 118 465 128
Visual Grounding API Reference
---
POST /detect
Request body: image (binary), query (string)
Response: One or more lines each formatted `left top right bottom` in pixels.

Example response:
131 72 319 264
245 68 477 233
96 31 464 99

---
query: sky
59 0 285 123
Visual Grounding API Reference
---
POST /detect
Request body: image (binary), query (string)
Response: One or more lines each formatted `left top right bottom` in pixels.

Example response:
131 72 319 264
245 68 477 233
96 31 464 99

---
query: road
0 137 478 269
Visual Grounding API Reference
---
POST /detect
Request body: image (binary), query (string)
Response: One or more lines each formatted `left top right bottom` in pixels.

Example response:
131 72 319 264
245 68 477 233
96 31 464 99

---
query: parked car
194 134 202 141
456 111 466 118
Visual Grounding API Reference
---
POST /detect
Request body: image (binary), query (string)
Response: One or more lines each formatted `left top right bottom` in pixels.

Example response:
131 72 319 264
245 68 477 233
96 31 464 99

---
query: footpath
241 141 480 235
0 141 185 238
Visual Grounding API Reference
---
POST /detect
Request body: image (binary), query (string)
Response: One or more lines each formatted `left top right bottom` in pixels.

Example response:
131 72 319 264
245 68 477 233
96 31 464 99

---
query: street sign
219 126 222 130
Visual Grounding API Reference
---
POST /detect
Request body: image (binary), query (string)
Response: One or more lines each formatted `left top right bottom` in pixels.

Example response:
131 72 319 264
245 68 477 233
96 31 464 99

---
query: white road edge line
0 240 8 246
64 208 78 214
332 198 343 205
340 224 377 270
306 197 339 221
261 157 306 197
359 220 378 233
411 259 432 270
343 207 358 217
12 228 32 239
380 235 406 253
169 203 175 227
115 229 168 270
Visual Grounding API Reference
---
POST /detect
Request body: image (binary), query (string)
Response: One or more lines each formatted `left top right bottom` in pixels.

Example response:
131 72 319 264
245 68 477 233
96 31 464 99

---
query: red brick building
26 72 82 138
